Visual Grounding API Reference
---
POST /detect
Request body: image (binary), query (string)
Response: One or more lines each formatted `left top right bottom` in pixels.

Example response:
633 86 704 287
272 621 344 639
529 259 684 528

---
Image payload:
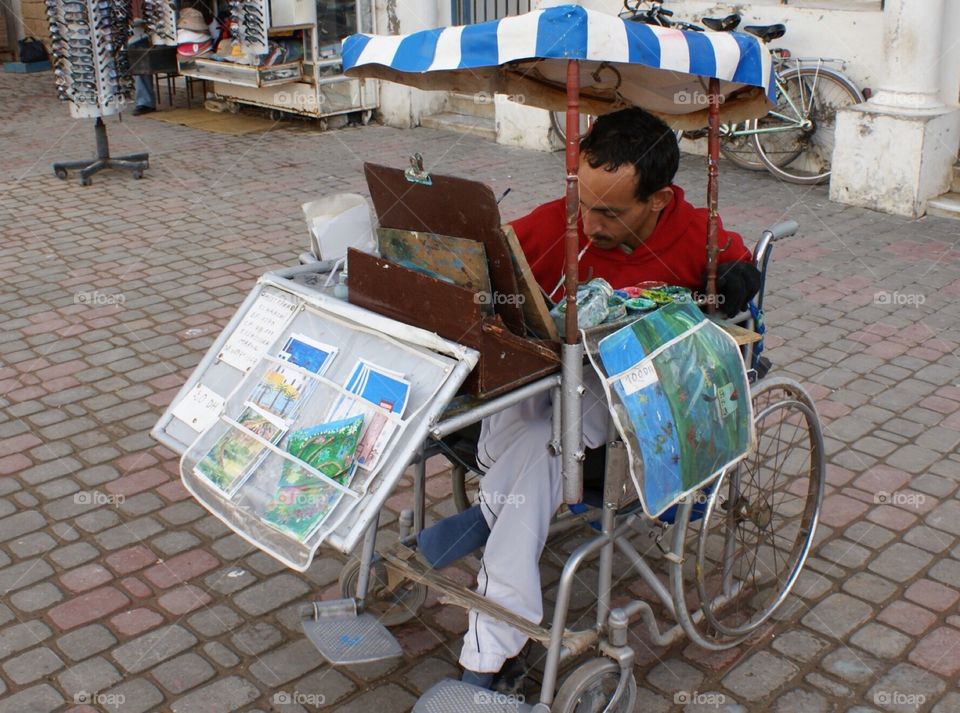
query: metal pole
705 77 721 314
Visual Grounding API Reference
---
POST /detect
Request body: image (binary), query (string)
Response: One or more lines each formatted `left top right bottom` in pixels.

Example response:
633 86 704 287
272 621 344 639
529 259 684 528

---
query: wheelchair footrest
413 679 533 713
300 598 402 665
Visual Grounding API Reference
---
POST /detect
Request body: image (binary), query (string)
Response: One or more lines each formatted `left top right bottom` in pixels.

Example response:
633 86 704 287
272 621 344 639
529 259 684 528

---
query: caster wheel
132 170 143 180
54 167 68 180
553 659 637 713
269 109 285 122
80 177 92 186
338 557 426 627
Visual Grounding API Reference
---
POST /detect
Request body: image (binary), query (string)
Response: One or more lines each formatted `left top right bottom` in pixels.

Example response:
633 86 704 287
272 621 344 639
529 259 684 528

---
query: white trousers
459 370 611 673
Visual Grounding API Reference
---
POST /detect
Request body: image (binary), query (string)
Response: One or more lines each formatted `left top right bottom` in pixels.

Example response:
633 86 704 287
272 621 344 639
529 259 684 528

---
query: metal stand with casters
53 117 149 186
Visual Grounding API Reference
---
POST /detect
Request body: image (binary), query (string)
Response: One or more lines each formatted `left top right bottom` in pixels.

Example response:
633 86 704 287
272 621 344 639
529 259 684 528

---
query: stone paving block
0 510 47 543
60 563 113 593
8 530 57 558
231 621 284 657
205 565 258 595
249 638 324 686
111 624 197 674
770 630 829 663
647 659 705 694
903 579 959 612
932 693 960 713
186 604 243 638
95 516 164 550
925 499 960 537
151 652 216 694
117 492 165 517
104 545 158 575
234 572 311 616
99 678 165 713
721 651 799 702
903 525 955 554
56 656 122 697
109 608 164 637
851 623 913 659
868 543 934 582
773 688 830 713
907 627 960 677
2 646 64 684
334 682 417 713
169 675 260 713
867 663 945 713
49 543 102 570
56 624 117 662
203 641 240 668
821 647 882 685
0 557 54 594
0 683 64 713
152 531 202 556
10 581 63 612
157 583 212 615
804 672 852 699
801 593 874 639
403 656 461 696
143 548 220 589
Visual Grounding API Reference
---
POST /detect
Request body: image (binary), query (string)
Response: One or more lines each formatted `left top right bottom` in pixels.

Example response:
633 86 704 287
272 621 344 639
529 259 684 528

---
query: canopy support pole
705 78 721 314
563 59 581 341
561 59 584 507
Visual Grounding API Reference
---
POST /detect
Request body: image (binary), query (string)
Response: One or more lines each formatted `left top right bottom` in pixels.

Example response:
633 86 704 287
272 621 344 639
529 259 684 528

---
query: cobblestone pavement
2 70 960 713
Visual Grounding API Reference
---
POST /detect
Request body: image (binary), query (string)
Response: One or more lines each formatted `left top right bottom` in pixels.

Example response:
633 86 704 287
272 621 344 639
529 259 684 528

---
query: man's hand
703 261 761 318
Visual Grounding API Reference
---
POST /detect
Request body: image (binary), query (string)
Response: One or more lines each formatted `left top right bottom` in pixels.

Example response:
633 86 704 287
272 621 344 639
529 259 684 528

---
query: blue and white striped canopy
342 3 775 127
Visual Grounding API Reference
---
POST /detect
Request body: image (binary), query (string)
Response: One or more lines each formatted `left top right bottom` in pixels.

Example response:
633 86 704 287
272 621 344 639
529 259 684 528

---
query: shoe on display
132 105 156 116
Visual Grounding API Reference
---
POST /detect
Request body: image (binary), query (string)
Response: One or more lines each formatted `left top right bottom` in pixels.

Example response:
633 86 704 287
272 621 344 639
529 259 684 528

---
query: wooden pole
705 77 721 315
563 59 580 343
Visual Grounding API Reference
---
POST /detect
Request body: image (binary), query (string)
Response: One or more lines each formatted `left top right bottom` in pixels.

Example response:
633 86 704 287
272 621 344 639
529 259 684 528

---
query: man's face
578 157 671 251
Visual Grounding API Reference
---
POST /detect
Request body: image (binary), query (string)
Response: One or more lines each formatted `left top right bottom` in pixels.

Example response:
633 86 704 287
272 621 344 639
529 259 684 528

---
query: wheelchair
332 221 826 712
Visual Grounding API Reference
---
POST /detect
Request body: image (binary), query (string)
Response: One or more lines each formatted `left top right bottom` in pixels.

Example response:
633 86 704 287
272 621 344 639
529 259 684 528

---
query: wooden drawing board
363 162 525 335
500 223 560 341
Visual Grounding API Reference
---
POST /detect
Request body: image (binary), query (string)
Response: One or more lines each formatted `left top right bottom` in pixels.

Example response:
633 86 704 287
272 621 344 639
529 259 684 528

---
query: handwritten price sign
219 292 298 372
619 361 658 396
171 384 225 432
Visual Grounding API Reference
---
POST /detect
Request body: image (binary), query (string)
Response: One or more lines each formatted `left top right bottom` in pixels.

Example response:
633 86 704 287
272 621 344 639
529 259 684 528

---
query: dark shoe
133 105 156 116
492 644 532 695
416 505 490 569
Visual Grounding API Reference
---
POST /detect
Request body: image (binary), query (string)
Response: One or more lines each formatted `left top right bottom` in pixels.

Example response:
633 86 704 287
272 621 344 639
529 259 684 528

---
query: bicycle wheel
720 122 778 171
550 110 593 143
753 66 862 185
694 377 825 638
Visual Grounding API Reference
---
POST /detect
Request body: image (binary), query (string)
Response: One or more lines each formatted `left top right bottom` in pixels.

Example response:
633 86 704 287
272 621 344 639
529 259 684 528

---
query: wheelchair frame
324 222 827 713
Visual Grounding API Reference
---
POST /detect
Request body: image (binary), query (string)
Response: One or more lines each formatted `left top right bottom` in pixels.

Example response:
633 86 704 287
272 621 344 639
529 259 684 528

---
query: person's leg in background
128 36 157 115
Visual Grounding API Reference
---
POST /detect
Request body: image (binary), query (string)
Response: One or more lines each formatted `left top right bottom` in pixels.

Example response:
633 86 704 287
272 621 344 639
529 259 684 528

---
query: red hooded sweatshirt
509 186 751 299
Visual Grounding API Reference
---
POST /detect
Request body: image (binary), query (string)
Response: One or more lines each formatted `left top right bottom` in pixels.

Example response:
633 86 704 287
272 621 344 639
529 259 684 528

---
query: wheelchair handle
765 219 799 242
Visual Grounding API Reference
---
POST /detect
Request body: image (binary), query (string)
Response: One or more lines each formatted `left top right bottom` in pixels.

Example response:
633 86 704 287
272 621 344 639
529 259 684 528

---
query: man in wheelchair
417 107 762 690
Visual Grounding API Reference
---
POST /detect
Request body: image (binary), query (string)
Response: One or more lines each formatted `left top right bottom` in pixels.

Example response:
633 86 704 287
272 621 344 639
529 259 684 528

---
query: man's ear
649 186 674 213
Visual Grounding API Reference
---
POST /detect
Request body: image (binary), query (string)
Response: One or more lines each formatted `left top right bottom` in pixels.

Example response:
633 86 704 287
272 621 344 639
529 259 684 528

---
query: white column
868 0 946 112
830 0 960 217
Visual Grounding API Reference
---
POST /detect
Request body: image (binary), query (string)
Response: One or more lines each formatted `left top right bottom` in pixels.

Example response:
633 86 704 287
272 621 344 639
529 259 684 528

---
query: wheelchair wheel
552 658 637 713
694 376 825 638
338 558 427 627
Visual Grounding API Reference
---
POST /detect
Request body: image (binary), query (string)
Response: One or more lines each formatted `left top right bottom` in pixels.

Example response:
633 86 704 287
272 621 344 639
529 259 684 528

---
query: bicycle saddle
701 13 740 32
743 24 786 42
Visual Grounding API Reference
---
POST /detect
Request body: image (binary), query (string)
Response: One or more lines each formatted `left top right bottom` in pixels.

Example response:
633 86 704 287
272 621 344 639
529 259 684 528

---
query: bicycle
552 1 864 185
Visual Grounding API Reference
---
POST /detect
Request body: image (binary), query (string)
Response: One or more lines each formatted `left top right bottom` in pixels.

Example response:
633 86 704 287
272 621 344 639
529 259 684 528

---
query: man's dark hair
580 107 680 202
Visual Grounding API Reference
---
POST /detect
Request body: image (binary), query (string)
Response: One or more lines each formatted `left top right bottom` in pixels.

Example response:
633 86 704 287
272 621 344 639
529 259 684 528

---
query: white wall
371 0 447 127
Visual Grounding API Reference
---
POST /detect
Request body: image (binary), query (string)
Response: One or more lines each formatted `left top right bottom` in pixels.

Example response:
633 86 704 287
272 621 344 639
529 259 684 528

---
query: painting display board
152 265 477 570
588 301 755 518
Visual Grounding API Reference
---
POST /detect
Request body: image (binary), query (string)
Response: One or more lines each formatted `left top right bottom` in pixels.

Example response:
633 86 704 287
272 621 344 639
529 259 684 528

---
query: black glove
703 261 761 318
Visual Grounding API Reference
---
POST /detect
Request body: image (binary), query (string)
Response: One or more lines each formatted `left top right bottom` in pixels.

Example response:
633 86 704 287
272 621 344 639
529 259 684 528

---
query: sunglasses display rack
47 0 149 184
143 0 177 46
229 0 270 55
